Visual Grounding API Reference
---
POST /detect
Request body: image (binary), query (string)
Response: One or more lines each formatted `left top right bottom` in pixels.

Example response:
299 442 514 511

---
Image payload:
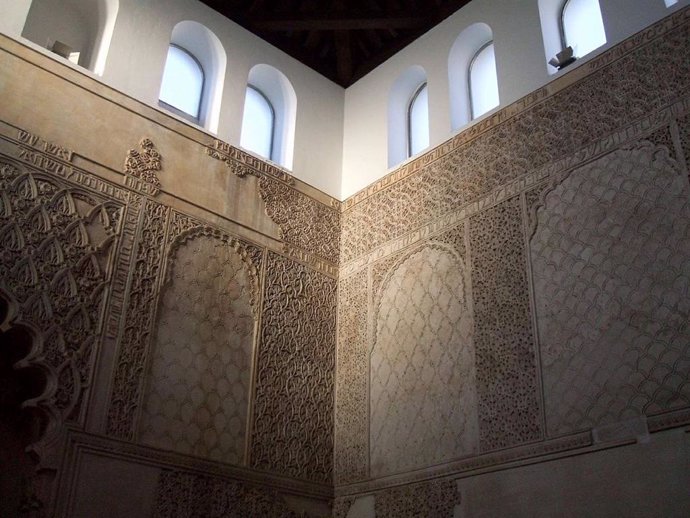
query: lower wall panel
336 427 690 518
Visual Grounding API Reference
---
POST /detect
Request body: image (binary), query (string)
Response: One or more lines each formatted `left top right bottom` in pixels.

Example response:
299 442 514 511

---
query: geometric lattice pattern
374 478 461 518
139 235 254 464
371 245 477 477
532 144 690 436
152 470 300 518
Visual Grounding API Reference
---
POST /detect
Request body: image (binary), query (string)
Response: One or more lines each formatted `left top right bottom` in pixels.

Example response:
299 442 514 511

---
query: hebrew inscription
532 143 690 436
107 199 167 440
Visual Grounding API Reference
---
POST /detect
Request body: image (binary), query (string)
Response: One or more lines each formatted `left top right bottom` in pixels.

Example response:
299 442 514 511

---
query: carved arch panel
531 143 690 436
138 233 256 465
0 158 123 434
370 244 478 477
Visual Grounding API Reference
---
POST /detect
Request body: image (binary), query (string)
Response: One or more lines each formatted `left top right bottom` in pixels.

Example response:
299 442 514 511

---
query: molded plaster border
342 6 690 211
334 407 690 497
53 427 334 518
339 94 690 277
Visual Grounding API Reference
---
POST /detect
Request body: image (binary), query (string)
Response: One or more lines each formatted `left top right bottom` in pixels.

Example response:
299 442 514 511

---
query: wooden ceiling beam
334 30 353 86
251 15 428 32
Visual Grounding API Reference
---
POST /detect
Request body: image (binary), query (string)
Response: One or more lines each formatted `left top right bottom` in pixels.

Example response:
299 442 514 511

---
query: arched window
240 85 275 161
388 65 427 167
448 23 498 130
242 65 296 169
21 0 119 75
468 42 499 120
407 82 429 157
560 0 606 58
538 0 606 73
159 45 204 121
158 21 226 132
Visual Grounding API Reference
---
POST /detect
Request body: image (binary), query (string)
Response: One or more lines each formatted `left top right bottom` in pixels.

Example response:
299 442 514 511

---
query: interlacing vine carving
152 470 306 518
259 176 340 265
106 199 167 440
250 251 336 483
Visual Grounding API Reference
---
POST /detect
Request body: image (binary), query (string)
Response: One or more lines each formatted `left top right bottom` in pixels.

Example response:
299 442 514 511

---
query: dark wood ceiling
199 0 473 87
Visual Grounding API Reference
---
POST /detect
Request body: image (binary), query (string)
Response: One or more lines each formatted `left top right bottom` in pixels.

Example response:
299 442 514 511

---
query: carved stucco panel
469 197 542 451
107 199 168 440
259 176 340 265
374 478 461 518
0 157 123 426
152 470 302 518
340 19 690 264
370 245 478 477
250 251 336 483
531 143 690 436
679 113 690 177
335 269 368 484
139 234 255 465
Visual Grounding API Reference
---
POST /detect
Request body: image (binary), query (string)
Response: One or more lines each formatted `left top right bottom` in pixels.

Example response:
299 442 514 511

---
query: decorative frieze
106 199 168 440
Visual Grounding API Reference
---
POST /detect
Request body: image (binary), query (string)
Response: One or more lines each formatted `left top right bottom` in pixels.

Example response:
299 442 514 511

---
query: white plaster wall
0 0 32 38
341 0 689 199
0 0 344 198
0 0 687 200
103 0 344 198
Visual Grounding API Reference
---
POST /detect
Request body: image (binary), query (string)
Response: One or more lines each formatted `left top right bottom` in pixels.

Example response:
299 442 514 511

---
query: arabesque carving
107 199 168 440
152 470 304 517
124 138 162 196
335 269 368 484
0 157 123 428
259 176 340 265
250 251 336 483
680 113 690 176
469 197 542 451
374 478 461 518
340 17 690 264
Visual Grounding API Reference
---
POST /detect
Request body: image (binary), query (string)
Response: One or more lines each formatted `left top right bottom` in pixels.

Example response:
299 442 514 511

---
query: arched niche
0 293 49 517
21 0 119 75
